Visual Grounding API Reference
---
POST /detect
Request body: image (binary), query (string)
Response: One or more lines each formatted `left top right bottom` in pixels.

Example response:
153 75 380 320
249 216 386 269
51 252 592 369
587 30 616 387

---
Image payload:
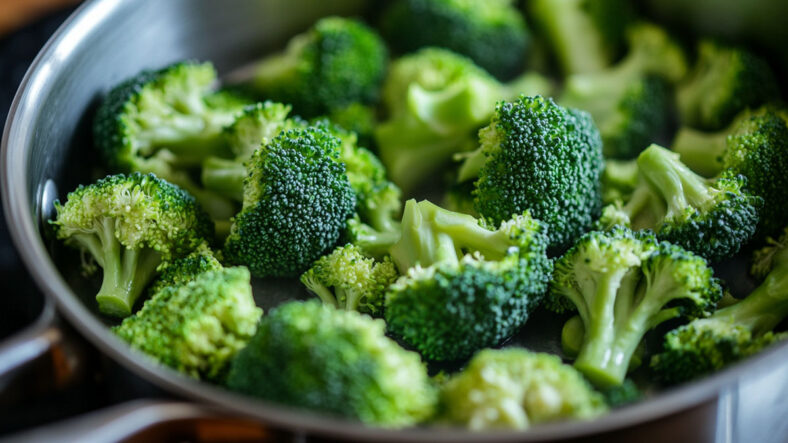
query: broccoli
326 102 377 148
457 95 604 251
439 349 608 430
147 242 222 296
598 144 761 262
677 40 779 131
651 227 788 384
93 61 251 220
384 200 552 361
226 300 436 427
379 0 530 80
201 101 300 202
671 107 788 239
528 0 632 75
300 244 398 316
223 126 356 278
114 267 261 381
52 173 213 317
249 16 388 118
548 229 722 386
561 314 646 372
560 23 687 159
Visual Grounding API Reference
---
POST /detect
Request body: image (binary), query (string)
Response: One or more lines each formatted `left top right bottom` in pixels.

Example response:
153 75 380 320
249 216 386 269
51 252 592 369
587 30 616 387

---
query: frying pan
2 0 787 441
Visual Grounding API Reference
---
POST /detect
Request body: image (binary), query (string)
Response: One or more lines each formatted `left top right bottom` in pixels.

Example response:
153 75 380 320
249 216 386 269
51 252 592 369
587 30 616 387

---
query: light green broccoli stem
89 219 162 317
715 261 788 335
671 127 727 177
201 156 246 201
637 144 717 221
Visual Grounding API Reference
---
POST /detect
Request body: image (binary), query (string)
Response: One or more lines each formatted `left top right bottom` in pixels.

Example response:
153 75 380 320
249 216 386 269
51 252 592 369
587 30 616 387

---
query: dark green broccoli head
300 244 399 316
464 95 604 251
147 242 222 296
223 126 356 278
52 173 213 317
380 0 529 80
439 349 608 429
251 16 388 118
226 301 436 427
677 40 779 130
549 228 721 386
113 267 261 381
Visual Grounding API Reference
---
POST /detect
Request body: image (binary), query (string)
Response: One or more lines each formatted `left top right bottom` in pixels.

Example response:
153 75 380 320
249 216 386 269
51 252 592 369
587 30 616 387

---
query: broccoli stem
93 219 162 317
422 201 518 260
671 127 727 177
201 157 246 201
301 277 339 308
713 264 788 335
352 227 401 259
456 147 485 183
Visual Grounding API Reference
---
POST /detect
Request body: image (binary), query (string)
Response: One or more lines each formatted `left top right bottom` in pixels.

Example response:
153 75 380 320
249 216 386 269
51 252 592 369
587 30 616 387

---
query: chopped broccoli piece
385 200 552 361
598 144 761 262
300 244 398 316
226 301 436 427
147 242 222 296
114 267 261 381
458 95 604 251
548 229 722 386
528 0 632 75
223 126 356 278
677 40 779 130
93 61 250 220
561 314 646 371
249 17 388 118
439 349 608 429
52 173 213 317
380 0 530 80
651 227 788 383
561 23 687 159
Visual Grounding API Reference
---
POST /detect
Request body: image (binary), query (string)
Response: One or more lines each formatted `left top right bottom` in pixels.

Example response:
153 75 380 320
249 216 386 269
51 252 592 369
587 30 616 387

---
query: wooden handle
0 0 82 36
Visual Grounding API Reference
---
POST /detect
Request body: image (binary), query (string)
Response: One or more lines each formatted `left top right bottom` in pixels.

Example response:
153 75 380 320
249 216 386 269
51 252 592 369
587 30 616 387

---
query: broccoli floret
375 48 503 194
548 229 722 386
326 102 377 148
598 379 643 408
439 349 608 429
249 17 388 118
52 173 213 317
384 200 552 361
114 267 261 381
223 126 356 278
300 244 399 316
457 95 604 251
226 300 436 427
677 40 779 131
598 144 761 262
528 0 632 75
561 23 687 159
379 0 529 80
672 107 788 239
651 227 788 383
147 242 222 296
201 101 302 202
601 159 639 205
93 61 250 220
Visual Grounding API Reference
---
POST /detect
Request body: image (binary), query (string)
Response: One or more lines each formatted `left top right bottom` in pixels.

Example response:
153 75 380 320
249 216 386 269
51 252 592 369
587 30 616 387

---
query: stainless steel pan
2 0 787 441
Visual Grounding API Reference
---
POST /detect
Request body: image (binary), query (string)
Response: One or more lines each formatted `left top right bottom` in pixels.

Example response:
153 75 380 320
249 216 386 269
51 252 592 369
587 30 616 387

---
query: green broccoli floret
114 267 261 381
201 101 302 202
93 61 250 220
52 173 213 317
560 23 687 159
439 349 608 429
327 102 377 148
651 227 788 383
598 144 761 262
249 17 388 118
528 0 632 75
677 40 779 131
457 95 604 251
672 107 788 239
601 159 639 205
548 229 722 386
598 379 643 408
223 126 356 278
300 244 399 316
384 200 552 361
226 300 436 427
379 0 530 80
147 242 222 296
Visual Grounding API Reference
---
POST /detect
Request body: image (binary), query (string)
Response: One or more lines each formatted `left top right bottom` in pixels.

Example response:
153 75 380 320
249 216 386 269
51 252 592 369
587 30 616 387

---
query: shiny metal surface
2 0 787 441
